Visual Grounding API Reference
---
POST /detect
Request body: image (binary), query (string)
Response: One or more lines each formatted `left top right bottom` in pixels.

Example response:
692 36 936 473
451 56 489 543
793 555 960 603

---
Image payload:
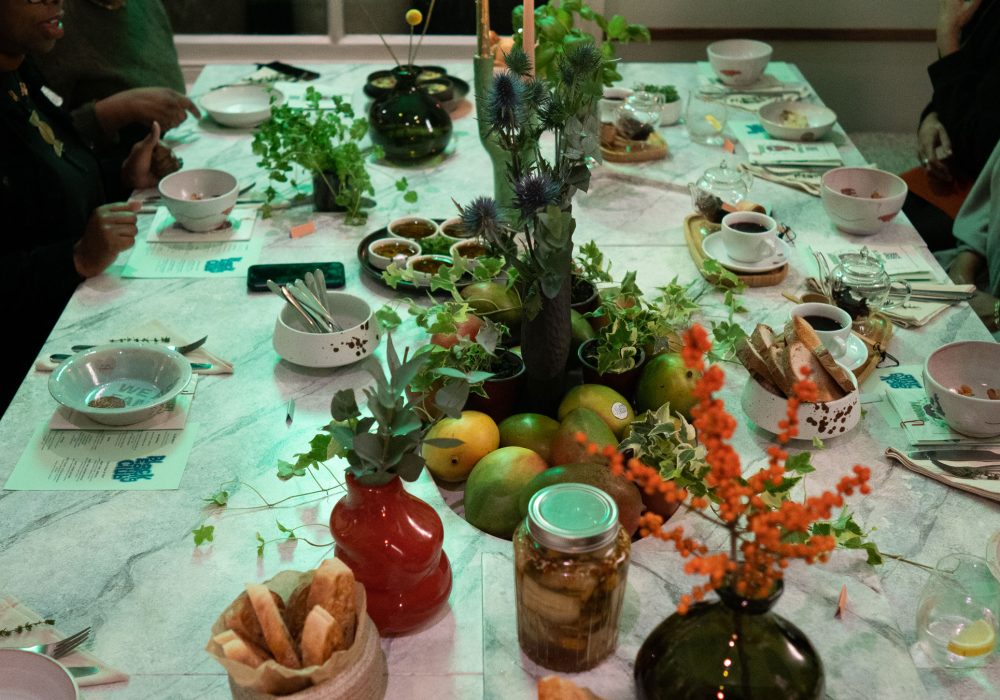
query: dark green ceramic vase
634 582 824 700
369 66 452 163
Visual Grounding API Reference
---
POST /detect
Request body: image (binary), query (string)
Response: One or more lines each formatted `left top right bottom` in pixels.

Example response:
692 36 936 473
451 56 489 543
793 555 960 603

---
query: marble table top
0 61 997 699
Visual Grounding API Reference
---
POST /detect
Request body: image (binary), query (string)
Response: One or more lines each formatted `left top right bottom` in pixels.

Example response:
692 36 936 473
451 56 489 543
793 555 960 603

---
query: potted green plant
637 83 682 125
252 87 393 224
571 239 612 314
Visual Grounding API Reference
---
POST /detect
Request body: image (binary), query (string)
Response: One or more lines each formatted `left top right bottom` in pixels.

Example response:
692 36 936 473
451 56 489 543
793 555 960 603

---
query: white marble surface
0 62 998 698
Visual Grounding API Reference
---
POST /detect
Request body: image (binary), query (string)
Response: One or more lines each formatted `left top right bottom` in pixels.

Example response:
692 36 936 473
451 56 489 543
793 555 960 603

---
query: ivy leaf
785 452 816 475
395 177 409 192
404 190 419 204
812 436 825 450
256 531 266 558
276 459 306 480
192 524 215 546
375 305 402 331
203 490 229 507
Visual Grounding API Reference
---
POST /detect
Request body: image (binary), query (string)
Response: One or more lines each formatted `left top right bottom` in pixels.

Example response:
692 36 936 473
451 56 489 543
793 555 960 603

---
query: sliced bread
246 583 301 669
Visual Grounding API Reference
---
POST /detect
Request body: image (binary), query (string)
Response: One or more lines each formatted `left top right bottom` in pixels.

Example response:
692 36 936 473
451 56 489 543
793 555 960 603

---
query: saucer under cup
792 302 852 360
721 212 778 263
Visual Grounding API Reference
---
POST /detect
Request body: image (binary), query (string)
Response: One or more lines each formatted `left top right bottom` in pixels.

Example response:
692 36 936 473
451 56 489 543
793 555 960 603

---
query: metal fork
71 336 208 355
16 627 91 659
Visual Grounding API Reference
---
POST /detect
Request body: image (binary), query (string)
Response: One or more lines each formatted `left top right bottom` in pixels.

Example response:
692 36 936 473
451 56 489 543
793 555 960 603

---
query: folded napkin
881 283 977 328
0 596 128 687
741 163 823 196
35 320 233 375
885 448 1000 503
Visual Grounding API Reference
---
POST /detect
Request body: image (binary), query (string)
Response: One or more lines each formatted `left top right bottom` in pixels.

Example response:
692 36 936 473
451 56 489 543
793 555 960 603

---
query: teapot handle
882 280 912 310
742 169 754 191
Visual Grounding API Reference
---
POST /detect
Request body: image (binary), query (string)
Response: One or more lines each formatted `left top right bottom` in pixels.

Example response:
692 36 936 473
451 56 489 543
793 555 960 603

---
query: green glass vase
369 66 452 163
634 582 824 700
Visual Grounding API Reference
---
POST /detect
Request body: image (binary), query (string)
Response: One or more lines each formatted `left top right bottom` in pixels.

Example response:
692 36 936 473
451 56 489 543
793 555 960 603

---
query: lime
947 619 996 658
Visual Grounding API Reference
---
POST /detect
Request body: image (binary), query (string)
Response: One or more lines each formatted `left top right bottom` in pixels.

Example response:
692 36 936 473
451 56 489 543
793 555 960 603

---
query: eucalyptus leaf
434 380 470 418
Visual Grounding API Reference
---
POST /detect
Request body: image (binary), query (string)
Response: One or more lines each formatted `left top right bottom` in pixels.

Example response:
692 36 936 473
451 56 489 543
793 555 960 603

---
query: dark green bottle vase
369 67 452 163
634 582 824 700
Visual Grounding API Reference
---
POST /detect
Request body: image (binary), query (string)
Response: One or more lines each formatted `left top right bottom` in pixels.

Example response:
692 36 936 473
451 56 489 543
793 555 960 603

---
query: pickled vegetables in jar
513 483 631 672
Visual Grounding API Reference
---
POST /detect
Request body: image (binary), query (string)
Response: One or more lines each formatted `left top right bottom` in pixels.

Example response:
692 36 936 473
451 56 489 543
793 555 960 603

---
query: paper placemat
149 206 257 243
121 235 263 279
0 597 128 688
47 376 198 431
4 423 199 491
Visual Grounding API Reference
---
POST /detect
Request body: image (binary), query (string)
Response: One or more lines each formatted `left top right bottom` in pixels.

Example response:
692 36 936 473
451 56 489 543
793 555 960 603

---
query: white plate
703 234 790 273
0 649 79 699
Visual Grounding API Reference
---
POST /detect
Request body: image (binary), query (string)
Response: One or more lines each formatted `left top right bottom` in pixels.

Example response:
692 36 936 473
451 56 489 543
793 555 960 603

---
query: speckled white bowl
741 370 860 440
820 167 907 236
273 292 380 368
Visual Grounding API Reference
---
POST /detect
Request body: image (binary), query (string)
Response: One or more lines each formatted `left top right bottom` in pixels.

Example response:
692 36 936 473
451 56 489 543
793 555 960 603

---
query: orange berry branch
576 323 871 614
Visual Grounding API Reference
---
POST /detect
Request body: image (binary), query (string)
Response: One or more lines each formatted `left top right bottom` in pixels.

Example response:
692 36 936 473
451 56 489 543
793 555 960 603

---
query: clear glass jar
614 91 662 141
513 483 631 672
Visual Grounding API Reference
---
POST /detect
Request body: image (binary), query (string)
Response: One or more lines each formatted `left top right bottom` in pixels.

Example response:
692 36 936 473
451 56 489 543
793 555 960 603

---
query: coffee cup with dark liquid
720 212 778 263
791 302 852 358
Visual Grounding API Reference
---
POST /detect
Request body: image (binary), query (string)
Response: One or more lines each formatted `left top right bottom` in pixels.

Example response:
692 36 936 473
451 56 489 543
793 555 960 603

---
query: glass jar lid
527 483 619 553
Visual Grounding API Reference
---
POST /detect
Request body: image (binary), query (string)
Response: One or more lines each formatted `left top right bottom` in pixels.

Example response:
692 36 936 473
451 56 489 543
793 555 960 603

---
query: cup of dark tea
791 302 852 358
720 212 778 263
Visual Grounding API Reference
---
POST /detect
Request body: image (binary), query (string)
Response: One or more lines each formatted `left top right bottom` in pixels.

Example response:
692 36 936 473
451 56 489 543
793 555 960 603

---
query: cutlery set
12 626 96 676
48 336 210 370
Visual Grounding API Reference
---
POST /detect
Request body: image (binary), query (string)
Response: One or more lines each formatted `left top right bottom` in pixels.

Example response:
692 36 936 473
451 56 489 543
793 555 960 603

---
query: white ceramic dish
660 99 682 126
387 216 440 243
49 344 192 426
366 237 421 271
449 239 489 270
707 39 773 87
820 167 907 236
0 649 78 700
438 216 473 241
405 255 454 286
703 234 790 273
273 292 381 369
758 100 836 142
741 368 860 440
923 341 1000 438
158 168 239 232
201 84 284 128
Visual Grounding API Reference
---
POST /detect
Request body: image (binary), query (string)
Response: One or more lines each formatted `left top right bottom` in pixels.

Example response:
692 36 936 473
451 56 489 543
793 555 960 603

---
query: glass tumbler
916 553 1000 668
685 93 727 146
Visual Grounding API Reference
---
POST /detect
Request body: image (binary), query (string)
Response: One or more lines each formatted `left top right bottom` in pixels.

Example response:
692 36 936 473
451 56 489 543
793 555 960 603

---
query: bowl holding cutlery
273 292 380 368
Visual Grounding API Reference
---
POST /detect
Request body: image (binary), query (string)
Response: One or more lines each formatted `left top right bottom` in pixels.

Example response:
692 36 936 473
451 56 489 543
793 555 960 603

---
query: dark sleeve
928 41 1000 177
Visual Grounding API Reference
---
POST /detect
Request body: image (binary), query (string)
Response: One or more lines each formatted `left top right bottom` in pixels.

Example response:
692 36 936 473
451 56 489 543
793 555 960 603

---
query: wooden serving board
683 213 789 288
600 130 668 163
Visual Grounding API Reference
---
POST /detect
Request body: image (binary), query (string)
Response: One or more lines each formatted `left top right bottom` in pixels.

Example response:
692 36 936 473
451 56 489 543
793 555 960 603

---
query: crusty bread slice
736 338 782 396
792 317 856 394
217 628 272 669
246 584 301 669
749 324 794 396
307 559 357 648
223 591 270 652
283 580 312 642
537 676 605 700
783 340 845 402
749 323 775 357
300 605 347 667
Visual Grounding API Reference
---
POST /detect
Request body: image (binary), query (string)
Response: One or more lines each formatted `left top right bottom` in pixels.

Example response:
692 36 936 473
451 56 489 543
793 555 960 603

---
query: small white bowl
49 344 192 426
758 100 837 142
201 84 284 128
387 216 440 243
741 371 860 440
449 239 489 270
821 167 908 236
660 98 683 126
158 168 239 232
0 649 78 700
273 292 381 368
707 39 773 86
924 341 1000 438
367 237 422 271
405 254 453 286
438 216 476 243
599 87 633 123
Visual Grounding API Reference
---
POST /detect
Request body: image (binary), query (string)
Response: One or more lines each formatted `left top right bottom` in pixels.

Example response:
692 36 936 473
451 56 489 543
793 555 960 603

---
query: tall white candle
523 0 535 76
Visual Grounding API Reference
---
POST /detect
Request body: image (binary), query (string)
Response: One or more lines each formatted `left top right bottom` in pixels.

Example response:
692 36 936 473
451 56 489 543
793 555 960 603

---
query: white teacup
792 302 852 359
720 212 778 263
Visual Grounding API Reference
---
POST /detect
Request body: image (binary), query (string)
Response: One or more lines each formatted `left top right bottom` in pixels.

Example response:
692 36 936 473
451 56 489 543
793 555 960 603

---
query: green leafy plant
574 239 613 283
513 0 650 86
620 404 708 488
638 84 679 103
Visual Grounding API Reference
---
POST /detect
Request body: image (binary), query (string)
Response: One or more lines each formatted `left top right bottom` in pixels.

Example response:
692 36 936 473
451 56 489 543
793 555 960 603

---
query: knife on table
68 666 99 679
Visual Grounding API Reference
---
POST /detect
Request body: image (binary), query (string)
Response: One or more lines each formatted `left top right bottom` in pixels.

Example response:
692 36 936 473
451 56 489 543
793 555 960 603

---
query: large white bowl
158 168 238 232
49 344 192 426
924 341 1000 438
273 292 381 368
820 167 908 236
758 100 837 142
707 39 773 86
741 371 860 440
201 84 284 128
0 649 78 700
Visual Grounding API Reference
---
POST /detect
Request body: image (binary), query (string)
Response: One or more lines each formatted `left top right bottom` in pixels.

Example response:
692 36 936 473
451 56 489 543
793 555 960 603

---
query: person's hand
937 0 982 55
968 291 999 332
947 249 985 285
122 121 170 190
917 112 954 181
93 87 200 136
73 201 141 278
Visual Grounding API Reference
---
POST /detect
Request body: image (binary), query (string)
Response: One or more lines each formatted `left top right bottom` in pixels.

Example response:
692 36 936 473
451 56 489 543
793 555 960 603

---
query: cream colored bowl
273 292 380 368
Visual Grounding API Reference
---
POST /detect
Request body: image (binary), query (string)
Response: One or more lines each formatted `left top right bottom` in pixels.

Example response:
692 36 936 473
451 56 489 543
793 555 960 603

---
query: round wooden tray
683 213 789 288
600 130 668 163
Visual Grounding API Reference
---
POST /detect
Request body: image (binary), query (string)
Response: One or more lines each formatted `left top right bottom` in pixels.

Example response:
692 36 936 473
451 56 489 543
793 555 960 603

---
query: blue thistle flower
504 46 532 77
486 71 526 134
558 43 603 86
513 172 561 218
460 196 500 236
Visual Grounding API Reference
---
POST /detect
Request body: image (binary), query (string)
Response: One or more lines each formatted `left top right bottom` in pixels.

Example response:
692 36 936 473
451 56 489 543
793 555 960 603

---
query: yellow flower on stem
406 9 423 26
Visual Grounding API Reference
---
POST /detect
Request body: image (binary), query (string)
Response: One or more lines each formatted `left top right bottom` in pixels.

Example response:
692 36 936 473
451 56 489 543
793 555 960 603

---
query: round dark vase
311 170 345 212
519 274 573 414
329 474 452 635
464 349 526 422
578 339 646 399
634 582 824 700
369 66 453 163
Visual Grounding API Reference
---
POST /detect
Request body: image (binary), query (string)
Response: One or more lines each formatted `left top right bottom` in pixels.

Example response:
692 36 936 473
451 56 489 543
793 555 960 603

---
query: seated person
1 0 175 413
34 0 198 148
904 0 1000 251
937 139 1000 335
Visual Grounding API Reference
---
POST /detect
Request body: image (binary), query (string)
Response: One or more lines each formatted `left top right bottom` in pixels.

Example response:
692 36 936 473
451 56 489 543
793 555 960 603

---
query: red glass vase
330 474 452 635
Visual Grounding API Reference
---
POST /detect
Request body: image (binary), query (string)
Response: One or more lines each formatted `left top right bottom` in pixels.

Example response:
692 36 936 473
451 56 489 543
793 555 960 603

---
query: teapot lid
700 160 743 185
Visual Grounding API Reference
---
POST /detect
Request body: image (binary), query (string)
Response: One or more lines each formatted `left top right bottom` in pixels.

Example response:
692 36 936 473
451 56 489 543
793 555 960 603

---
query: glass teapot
689 160 753 212
828 247 911 319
